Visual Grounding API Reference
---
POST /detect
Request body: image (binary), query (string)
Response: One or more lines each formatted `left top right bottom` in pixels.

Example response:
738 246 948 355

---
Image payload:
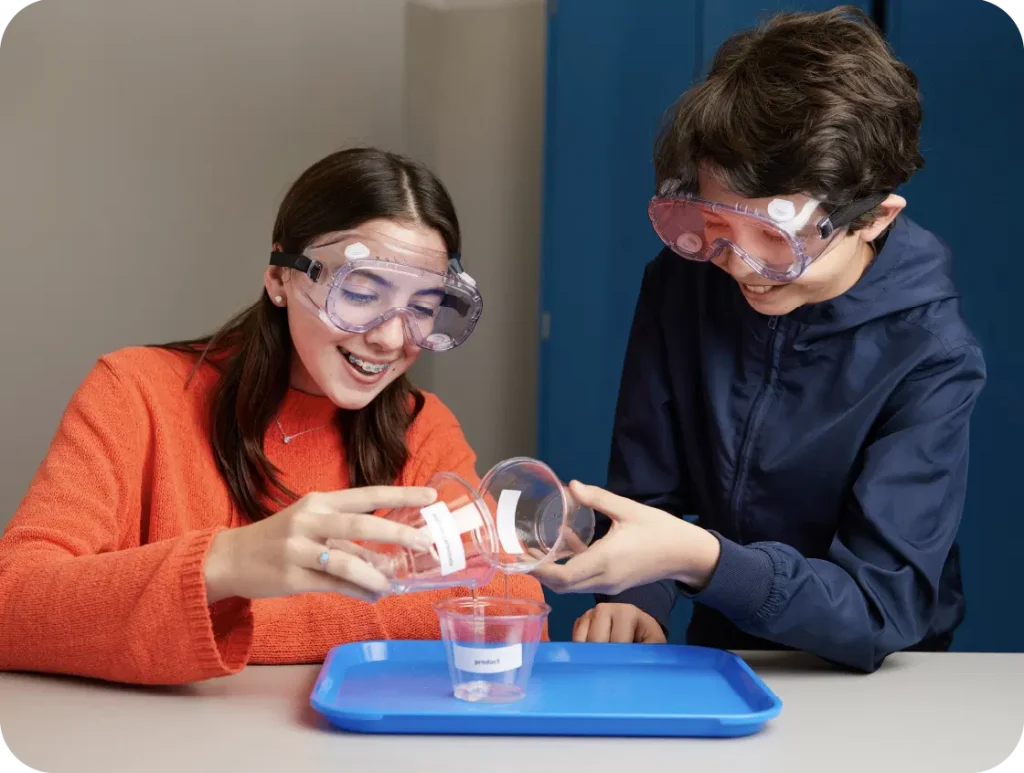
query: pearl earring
274 295 283 305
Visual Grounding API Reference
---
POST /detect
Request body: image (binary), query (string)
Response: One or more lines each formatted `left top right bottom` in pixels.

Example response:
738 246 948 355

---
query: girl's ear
266 242 290 302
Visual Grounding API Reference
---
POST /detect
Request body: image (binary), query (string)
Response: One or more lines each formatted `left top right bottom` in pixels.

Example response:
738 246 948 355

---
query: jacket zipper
728 314 785 542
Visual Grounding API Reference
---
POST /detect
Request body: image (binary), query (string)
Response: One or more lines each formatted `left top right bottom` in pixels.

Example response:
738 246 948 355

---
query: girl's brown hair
157 147 461 521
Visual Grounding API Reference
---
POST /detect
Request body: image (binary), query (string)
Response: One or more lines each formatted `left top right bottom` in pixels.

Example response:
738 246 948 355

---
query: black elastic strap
826 192 890 234
270 252 321 281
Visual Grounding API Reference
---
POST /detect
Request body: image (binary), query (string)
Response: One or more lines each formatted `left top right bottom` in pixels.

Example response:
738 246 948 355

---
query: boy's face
698 170 905 315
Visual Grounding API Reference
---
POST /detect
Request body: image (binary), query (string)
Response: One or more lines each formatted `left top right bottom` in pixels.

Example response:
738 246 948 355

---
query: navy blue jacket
597 216 985 672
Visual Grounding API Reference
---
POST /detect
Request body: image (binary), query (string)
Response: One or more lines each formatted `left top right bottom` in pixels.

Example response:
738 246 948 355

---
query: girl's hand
203 486 437 604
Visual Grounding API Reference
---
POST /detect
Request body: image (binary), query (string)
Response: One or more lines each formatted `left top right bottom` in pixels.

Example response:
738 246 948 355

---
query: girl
0 147 544 685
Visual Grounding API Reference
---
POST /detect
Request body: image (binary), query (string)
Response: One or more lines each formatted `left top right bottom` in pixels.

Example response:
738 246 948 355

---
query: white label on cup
420 502 466 576
418 502 483 537
453 643 523 674
496 489 525 554
451 502 484 533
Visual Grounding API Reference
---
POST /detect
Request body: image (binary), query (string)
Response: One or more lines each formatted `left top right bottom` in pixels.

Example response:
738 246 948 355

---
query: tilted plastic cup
360 472 498 592
435 596 550 703
478 457 595 573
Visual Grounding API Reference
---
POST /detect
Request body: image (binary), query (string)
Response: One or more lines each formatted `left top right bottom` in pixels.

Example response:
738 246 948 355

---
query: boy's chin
738 282 796 313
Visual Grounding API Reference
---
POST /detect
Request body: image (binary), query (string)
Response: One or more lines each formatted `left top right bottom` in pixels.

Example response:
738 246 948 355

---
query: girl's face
264 218 449 409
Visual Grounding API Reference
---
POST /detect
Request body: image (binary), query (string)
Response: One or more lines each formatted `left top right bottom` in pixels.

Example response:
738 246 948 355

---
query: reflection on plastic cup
435 596 550 703
357 472 498 592
478 457 595 573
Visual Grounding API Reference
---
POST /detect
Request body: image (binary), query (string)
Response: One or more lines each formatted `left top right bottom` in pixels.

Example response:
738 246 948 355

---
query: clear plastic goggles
648 180 887 282
270 230 482 351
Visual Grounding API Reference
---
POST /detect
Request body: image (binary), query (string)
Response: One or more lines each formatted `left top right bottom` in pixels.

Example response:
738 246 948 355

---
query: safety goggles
648 179 888 282
270 230 482 351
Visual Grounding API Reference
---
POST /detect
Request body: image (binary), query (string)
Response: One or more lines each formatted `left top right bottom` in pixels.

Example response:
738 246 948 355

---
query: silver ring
318 550 330 571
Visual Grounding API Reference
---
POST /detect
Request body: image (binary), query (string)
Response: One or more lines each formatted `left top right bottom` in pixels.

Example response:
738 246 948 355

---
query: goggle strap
271 250 474 287
822 193 890 236
269 251 323 282
448 254 477 287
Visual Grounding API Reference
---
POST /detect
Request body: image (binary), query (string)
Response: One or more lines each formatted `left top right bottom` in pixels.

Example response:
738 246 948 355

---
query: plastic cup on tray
434 596 550 703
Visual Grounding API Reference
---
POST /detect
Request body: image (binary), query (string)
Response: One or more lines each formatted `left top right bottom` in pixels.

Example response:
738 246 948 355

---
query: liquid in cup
435 596 550 703
478 457 595 573
358 472 498 592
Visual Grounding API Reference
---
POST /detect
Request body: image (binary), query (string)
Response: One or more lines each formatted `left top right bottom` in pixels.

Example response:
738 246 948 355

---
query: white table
2 652 1022 773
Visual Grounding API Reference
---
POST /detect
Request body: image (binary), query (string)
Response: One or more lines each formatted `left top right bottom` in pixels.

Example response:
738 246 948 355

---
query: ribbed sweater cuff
681 532 775 622
180 528 253 680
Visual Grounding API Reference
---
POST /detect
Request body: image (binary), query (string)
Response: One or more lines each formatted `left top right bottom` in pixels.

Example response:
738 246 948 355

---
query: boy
532 6 985 673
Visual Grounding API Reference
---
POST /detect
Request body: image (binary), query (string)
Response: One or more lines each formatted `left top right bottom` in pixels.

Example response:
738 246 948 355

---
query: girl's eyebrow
346 270 447 300
348 269 395 290
412 287 445 300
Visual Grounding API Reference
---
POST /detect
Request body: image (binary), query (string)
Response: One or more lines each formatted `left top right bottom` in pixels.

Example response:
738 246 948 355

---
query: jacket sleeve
0 359 252 685
594 260 694 630
686 340 986 672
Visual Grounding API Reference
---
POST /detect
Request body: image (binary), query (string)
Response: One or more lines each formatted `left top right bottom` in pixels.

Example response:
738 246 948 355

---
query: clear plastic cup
435 596 550 703
360 472 498 592
478 457 595 573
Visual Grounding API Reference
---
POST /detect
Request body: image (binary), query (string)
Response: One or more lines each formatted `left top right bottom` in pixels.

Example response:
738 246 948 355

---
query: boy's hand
572 603 667 644
530 481 720 595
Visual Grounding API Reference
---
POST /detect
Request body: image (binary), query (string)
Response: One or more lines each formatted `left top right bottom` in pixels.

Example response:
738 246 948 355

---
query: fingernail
414 534 434 551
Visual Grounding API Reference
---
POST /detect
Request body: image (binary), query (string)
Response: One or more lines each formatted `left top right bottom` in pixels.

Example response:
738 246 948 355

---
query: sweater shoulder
92 346 220 429
97 346 218 397
407 389 465 444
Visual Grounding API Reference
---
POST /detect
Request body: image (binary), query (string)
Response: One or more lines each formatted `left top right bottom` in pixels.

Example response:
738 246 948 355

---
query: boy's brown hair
654 5 923 229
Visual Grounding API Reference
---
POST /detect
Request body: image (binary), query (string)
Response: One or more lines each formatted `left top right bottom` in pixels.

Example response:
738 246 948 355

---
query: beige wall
405 0 547 472
0 0 546 525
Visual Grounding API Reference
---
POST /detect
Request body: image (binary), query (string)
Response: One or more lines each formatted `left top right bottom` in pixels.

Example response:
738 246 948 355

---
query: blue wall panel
886 0 1024 651
702 1 872 67
538 0 699 640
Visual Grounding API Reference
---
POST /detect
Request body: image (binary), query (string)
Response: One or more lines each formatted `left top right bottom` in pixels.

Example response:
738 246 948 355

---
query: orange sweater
0 346 545 685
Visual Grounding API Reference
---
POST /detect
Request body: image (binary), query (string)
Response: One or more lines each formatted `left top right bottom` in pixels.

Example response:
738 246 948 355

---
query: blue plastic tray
309 640 782 737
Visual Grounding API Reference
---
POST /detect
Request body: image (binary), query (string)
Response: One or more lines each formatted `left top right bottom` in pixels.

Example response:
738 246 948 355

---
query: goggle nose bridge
367 306 425 339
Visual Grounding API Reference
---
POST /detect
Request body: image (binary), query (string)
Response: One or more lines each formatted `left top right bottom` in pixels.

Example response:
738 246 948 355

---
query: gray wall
0 0 546 526
406 0 547 471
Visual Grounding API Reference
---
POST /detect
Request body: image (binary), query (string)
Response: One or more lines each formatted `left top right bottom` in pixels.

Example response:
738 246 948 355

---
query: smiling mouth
338 347 392 376
741 283 781 296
